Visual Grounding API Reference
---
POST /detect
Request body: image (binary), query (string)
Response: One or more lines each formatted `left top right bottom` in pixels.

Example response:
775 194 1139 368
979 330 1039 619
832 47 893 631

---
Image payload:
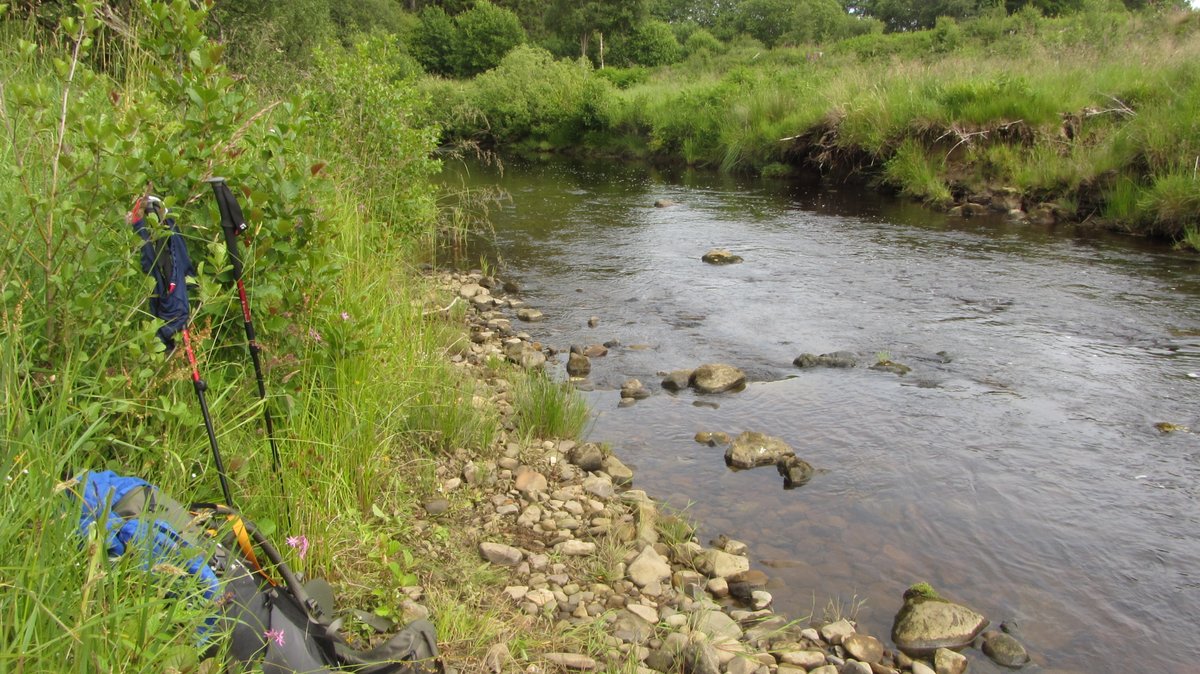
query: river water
446 158 1200 673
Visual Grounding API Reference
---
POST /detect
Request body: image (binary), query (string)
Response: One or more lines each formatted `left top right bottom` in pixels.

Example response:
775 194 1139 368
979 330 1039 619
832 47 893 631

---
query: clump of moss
903 582 943 602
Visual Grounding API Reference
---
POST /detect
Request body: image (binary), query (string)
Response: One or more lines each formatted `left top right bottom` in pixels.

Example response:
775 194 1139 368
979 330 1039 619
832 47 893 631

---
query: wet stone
982 631 1030 667
933 648 967 674
843 634 884 664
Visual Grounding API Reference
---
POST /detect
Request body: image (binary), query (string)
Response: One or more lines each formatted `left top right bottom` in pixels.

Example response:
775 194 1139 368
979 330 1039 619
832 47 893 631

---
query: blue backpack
72 471 441 673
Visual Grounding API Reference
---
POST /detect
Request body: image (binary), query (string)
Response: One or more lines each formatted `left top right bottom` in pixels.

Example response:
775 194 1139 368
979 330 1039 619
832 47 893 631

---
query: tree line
15 0 1167 79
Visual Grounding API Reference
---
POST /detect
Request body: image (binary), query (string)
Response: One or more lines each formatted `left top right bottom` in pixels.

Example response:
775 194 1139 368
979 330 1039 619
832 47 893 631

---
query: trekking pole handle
206 178 248 279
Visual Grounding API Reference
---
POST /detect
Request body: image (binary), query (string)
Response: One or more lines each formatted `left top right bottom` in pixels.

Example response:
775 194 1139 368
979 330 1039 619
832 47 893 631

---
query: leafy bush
596 65 651 89
468 46 613 144
684 28 725 57
931 16 965 53
452 0 526 77
614 19 683 67
309 33 440 231
411 6 458 76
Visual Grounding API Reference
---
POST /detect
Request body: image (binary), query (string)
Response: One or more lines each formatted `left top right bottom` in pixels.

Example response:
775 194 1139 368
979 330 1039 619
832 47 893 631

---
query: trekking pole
206 179 288 518
132 196 234 508
180 324 235 508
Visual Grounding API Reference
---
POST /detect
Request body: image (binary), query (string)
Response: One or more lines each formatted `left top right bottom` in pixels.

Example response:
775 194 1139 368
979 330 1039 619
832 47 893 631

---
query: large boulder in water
725 431 795 469
891 584 988 657
690 363 746 394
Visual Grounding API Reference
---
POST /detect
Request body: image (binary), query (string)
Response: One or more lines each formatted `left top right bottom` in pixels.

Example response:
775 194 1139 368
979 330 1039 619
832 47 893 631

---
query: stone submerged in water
701 248 744 264
620 378 651 400
694 431 732 447
516 307 544 322
690 363 747 394
891 584 988 656
776 455 814 487
566 351 591 377
660 369 693 392
982 630 1030 668
793 351 858 368
725 431 795 469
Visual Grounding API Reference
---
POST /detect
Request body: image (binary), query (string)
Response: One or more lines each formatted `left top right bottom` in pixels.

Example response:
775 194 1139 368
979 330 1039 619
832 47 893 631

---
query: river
445 157 1200 673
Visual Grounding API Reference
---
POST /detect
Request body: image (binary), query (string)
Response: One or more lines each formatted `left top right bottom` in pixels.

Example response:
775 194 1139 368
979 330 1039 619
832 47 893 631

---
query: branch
421 296 460 317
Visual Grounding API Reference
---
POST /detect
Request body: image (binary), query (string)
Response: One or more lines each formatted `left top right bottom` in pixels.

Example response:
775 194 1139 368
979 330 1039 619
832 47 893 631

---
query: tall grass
512 371 590 441
431 5 1200 246
0 3 518 670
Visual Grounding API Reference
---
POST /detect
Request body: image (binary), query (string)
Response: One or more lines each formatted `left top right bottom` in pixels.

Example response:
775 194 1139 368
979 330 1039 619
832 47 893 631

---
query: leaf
371 503 386 520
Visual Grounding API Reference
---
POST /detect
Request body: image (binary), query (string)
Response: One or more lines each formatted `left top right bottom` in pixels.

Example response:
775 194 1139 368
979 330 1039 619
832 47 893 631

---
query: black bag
74 471 441 674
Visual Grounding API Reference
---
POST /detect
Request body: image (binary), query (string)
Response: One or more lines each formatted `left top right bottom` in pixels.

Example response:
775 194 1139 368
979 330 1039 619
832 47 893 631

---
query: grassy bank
0 2 588 671
427 5 1200 248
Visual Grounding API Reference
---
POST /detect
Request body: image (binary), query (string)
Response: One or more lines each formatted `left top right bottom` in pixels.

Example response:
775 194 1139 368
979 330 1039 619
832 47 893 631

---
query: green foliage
683 27 724 56
930 15 964 52
2 0 321 373
720 0 859 46
309 33 440 230
411 6 459 76
213 0 334 70
545 0 648 62
1138 171 1200 236
884 139 952 205
465 45 615 144
612 18 683 66
0 0 510 669
595 65 651 88
452 0 527 77
512 370 589 440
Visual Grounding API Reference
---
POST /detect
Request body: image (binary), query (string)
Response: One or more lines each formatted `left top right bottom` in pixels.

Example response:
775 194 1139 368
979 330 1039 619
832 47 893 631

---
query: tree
453 1 528 76
546 0 648 64
411 6 458 75
719 0 857 46
846 0 985 31
649 0 741 26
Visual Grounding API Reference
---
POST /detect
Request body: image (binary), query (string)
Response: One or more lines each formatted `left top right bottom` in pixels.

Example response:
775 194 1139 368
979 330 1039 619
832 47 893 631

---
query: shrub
411 6 458 76
684 28 724 57
931 16 965 53
596 65 650 89
452 0 526 77
309 34 440 230
616 19 683 67
469 46 612 143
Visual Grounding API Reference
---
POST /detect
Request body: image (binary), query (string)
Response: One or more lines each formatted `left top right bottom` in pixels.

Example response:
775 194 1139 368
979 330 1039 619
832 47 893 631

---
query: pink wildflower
286 534 309 560
265 628 285 647
308 327 323 343
340 311 350 321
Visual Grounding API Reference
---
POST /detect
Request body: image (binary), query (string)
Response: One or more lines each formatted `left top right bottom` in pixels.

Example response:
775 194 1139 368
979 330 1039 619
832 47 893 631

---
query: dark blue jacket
132 214 195 350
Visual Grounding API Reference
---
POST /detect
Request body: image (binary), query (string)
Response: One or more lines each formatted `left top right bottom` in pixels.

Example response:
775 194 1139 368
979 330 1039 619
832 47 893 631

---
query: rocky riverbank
414 269 1030 674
